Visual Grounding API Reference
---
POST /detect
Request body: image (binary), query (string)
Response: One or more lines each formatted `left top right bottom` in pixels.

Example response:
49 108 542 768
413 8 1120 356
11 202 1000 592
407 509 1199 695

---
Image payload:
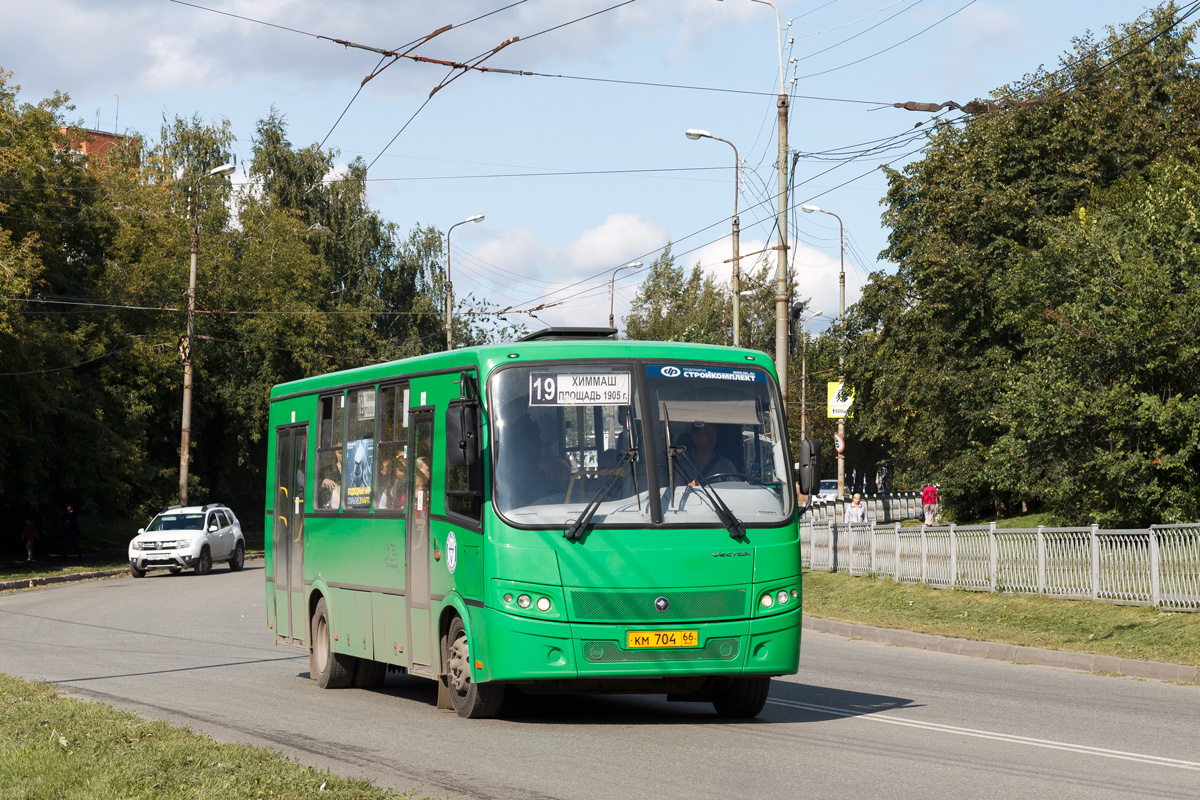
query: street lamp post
799 310 823 441
802 204 845 497
445 214 484 351
179 162 235 506
608 261 644 331
685 129 741 346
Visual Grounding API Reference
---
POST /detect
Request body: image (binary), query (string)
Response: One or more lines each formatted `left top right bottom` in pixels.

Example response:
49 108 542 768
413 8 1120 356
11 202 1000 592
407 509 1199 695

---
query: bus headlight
760 593 774 608
517 594 532 609
536 597 551 612
776 590 790 605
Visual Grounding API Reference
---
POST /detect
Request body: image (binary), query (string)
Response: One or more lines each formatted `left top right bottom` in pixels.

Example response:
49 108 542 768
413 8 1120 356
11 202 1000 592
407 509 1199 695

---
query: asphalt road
1 563 1197 800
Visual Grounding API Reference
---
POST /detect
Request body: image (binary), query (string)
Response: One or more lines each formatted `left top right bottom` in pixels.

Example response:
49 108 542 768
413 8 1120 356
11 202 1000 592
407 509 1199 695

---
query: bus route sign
530 372 631 406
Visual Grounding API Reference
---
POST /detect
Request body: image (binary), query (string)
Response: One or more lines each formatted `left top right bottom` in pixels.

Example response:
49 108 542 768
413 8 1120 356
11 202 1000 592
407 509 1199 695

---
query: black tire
352 658 387 689
444 616 505 718
310 597 355 689
711 676 770 718
194 546 212 575
130 563 145 578
228 542 245 571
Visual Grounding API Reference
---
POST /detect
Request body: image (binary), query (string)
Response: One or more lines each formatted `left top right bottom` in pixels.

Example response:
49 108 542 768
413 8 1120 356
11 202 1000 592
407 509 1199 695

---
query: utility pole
179 163 234 506
775 89 789 407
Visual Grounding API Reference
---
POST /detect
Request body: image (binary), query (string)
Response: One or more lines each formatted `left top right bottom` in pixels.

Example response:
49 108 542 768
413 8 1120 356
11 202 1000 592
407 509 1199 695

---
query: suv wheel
130 563 145 578
228 542 245 571
194 545 212 575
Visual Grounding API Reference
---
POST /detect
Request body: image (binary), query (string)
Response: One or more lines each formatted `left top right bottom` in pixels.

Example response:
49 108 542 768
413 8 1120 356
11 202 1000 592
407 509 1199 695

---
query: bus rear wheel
311 597 355 689
444 616 504 719
711 676 770 718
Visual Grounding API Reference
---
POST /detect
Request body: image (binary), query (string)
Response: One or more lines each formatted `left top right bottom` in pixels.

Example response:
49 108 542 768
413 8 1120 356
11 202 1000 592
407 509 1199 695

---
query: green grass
0 560 131 584
802 569 1200 667
0 673 426 800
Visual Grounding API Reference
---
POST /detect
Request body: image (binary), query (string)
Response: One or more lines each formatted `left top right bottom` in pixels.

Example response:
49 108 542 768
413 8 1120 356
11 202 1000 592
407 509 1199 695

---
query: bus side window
316 393 344 510
445 401 482 523
375 384 408 513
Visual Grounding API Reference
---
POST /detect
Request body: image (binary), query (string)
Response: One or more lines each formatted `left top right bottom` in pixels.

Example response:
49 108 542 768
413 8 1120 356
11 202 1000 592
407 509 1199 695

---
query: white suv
129 504 245 577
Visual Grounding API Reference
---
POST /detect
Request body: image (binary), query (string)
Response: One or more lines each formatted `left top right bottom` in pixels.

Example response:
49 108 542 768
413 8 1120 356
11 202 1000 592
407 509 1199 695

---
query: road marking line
767 698 1200 771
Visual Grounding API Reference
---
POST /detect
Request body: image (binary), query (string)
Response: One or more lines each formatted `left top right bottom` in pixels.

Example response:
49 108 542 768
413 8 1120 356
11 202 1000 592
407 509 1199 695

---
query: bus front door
273 425 307 644
405 411 435 676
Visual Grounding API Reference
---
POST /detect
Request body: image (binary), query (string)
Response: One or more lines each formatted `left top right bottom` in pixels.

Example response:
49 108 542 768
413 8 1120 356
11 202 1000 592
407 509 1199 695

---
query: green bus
265 329 806 718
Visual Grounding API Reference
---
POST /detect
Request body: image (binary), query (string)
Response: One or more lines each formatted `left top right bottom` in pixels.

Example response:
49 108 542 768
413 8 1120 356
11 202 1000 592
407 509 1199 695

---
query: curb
0 555 267 593
0 567 129 592
803 616 1200 684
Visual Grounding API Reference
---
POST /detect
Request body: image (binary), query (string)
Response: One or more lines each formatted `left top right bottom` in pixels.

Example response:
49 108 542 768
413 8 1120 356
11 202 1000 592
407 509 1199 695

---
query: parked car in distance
128 503 245 578
814 479 840 503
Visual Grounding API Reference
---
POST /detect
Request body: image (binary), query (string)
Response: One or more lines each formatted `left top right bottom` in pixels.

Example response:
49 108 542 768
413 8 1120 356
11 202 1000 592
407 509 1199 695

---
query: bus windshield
491 362 792 528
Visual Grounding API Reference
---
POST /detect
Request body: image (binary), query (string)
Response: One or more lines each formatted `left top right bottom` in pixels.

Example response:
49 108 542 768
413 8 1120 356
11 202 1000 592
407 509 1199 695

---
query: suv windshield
147 513 204 532
491 362 792 528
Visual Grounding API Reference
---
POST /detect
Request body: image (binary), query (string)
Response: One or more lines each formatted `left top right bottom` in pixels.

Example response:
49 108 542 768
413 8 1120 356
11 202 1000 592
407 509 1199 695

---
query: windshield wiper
667 451 747 541
565 448 638 541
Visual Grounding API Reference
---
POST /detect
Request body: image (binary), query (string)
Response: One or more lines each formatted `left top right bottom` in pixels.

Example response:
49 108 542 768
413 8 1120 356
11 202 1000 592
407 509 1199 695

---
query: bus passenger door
273 425 307 643
405 410 435 675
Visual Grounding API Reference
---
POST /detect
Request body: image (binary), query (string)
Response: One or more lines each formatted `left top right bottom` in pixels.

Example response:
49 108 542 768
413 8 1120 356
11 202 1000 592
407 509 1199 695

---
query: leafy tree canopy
845 2 1200 524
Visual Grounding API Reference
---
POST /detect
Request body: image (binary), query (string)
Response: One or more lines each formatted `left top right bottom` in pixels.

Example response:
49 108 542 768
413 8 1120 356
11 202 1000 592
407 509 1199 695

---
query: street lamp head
208 163 236 178
467 214 484 223
685 129 712 141
802 204 821 213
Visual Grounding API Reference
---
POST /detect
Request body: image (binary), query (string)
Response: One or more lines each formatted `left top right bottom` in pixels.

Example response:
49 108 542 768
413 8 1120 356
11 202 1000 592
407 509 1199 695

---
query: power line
797 0 980 81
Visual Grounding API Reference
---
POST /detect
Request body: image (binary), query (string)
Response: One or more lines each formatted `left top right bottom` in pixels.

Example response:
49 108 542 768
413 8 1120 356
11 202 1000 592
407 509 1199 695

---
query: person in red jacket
921 483 939 525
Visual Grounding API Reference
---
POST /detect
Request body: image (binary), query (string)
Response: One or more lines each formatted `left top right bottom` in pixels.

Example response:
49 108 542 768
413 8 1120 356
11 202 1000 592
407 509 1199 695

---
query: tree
986 161 1200 525
624 245 730 343
846 2 1200 522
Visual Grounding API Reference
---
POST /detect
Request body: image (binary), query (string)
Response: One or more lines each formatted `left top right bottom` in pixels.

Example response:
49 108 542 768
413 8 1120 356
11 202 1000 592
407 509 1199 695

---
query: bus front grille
582 639 740 663
570 589 747 622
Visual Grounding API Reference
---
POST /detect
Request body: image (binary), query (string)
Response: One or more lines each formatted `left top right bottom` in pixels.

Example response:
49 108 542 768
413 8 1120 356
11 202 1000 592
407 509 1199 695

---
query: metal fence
799 520 1200 612
805 491 927 526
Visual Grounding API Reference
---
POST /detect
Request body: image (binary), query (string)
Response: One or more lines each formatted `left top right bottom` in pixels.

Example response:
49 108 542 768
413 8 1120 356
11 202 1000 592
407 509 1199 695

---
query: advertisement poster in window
345 438 375 508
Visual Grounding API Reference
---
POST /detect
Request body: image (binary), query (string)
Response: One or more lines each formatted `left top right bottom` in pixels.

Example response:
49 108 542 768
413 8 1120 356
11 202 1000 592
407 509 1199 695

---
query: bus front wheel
311 597 355 689
444 616 505 719
711 676 770 718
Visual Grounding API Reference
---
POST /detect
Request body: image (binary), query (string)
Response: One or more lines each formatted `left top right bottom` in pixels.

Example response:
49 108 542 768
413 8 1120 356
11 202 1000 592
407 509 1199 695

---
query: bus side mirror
446 402 479 468
797 439 821 497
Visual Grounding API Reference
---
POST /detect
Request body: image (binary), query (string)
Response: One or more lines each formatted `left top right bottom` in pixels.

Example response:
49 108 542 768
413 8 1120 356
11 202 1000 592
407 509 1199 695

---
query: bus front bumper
474 605 800 683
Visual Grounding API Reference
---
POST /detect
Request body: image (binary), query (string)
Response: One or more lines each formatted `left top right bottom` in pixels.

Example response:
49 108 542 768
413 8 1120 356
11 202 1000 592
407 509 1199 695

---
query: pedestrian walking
22 519 37 562
844 493 867 524
922 483 939 525
61 503 82 558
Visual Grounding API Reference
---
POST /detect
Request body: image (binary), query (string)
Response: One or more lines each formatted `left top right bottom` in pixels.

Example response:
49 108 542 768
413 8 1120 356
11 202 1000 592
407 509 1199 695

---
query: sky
0 0 1174 335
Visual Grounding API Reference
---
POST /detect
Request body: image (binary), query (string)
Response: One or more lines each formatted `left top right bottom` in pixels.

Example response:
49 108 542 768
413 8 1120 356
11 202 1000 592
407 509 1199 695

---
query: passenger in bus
319 449 342 509
682 422 735 484
378 454 406 511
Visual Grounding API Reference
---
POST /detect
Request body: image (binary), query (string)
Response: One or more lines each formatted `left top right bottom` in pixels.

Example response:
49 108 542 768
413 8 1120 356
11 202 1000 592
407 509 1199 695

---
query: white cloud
453 212 670 330
790 243 865 330
3 0 740 106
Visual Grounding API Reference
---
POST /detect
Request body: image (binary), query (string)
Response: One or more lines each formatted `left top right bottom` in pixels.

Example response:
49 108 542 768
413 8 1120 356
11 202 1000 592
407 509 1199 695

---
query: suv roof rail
167 504 182 510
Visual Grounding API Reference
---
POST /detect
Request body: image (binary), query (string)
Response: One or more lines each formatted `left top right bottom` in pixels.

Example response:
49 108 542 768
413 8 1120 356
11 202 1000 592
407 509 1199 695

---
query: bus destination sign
530 372 632 406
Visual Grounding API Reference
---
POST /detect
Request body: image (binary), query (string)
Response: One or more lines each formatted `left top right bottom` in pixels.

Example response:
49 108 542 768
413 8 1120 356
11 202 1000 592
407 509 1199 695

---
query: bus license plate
626 630 698 649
